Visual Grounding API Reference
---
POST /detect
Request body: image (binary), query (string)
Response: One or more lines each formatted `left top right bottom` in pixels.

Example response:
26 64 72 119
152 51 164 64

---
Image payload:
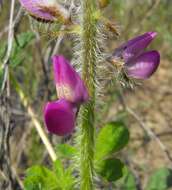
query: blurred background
0 0 172 189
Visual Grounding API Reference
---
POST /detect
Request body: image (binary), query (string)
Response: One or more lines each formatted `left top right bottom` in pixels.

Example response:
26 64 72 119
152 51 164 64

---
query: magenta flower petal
19 0 56 21
122 32 156 48
44 99 76 136
113 32 157 62
125 50 160 79
19 0 70 22
53 55 89 105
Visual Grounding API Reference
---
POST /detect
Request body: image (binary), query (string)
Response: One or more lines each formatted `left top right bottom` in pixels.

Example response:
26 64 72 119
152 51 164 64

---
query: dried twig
12 76 57 162
126 106 172 164
0 169 8 181
2 0 15 68
118 86 172 165
0 0 15 93
0 7 23 39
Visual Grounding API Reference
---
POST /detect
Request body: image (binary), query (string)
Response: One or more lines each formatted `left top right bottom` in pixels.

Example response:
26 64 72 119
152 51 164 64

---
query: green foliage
95 122 129 182
53 160 75 190
0 31 35 68
0 32 35 89
117 170 137 190
15 32 35 49
24 160 75 190
56 144 77 159
24 166 58 190
122 171 137 190
97 158 126 182
116 167 172 190
28 129 44 165
95 121 129 161
146 168 172 190
10 32 35 68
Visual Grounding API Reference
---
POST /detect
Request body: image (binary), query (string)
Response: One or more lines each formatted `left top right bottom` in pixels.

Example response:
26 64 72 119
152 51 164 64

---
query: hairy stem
80 0 97 189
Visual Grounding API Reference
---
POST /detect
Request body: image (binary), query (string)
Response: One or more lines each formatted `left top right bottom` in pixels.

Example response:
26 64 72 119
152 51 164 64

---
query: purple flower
53 55 89 105
44 55 88 136
19 0 70 23
112 32 160 79
44 99 76 136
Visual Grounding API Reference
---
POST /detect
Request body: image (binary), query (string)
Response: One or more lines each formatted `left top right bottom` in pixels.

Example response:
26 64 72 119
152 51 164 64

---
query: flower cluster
111 32 160 79
43 32 160 136
44 56 89 136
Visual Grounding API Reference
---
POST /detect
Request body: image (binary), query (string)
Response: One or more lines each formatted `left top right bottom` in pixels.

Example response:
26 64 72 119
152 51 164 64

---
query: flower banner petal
113 32 157 62
53 55 89 105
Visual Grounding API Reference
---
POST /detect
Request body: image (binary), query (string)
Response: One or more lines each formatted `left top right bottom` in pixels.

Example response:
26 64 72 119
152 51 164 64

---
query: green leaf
24 160 75 190
123 171 137 190
56 144 77 159
53 160 64 177
117 169 137 190
10 32 35 68
24 166 59 190
14 32 35 48
146 168 172 190
95 121 129 160
53 160 75 190
0 32 35 69
61 168 75 190
97 158 126 182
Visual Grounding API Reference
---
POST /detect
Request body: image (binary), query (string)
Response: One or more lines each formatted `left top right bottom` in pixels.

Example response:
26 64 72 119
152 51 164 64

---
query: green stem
80 0 97 189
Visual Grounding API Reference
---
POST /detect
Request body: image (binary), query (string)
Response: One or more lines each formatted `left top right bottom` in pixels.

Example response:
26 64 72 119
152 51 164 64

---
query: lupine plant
18 0 161 189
